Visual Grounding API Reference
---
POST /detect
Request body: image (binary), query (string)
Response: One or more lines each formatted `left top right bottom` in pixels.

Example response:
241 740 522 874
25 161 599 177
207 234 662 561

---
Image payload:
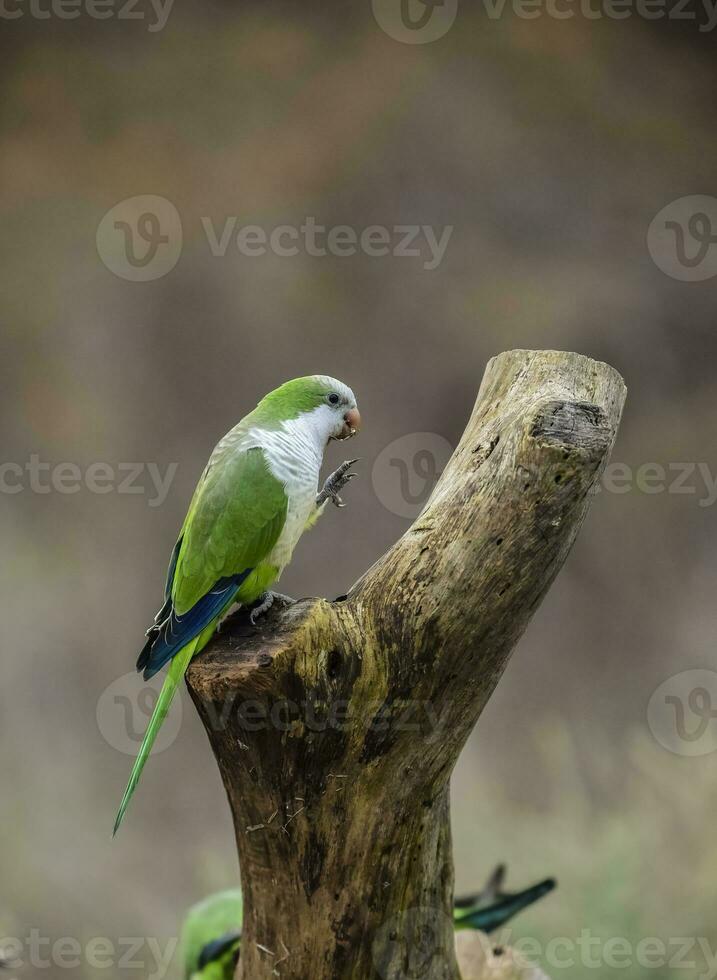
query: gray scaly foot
316 459 359 509
249 591 296 625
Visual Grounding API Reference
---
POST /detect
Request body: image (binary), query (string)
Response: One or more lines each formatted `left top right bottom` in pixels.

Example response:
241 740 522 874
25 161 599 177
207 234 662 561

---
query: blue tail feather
139 570 251 679
454 878 556 933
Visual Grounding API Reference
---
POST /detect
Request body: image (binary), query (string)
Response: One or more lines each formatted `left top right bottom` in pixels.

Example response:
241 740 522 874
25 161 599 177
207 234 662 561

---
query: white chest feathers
246 411 331 572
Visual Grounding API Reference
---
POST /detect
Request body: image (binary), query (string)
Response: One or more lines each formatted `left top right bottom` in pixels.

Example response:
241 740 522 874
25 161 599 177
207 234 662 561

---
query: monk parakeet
113 376 361 835
181 869 555 980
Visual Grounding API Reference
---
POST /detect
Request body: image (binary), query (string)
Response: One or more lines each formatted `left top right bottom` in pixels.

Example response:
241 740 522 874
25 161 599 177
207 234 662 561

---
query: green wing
137 443 288 680
172 444 288 614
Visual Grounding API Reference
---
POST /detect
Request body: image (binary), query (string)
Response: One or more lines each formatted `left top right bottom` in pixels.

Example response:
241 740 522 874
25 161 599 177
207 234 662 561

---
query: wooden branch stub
187 350 626 980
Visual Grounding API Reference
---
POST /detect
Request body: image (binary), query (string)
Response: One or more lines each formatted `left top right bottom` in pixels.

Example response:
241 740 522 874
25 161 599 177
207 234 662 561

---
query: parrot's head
256 375 361 445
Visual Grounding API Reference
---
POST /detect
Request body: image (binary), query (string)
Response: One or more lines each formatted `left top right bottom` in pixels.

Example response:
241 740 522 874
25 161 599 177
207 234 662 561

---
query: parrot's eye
327 393 340 405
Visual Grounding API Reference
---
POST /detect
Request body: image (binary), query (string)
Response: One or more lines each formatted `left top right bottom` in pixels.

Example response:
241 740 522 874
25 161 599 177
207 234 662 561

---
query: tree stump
186 349 626 980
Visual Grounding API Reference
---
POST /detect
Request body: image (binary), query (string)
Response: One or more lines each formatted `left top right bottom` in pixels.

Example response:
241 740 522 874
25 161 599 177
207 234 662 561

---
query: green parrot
113 376 361 835
181 869 555 979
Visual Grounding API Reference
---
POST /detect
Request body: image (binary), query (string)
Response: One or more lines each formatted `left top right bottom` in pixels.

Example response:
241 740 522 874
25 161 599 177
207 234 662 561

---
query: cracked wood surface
186 349 626 980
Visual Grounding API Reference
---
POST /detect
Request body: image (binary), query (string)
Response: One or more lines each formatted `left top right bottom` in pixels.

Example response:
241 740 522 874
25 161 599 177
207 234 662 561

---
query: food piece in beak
343 408 361 438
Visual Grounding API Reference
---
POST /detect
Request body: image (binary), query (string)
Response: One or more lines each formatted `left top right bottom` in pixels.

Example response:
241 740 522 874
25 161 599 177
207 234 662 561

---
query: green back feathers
172 447 288 615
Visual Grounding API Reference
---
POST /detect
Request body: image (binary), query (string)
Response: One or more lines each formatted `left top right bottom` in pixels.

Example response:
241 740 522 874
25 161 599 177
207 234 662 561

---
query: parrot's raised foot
316 458 359 508
249 591 296 625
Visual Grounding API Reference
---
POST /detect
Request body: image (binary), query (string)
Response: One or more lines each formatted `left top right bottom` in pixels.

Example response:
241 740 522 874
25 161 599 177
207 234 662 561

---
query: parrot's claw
249 591 296 625
316 459 359 509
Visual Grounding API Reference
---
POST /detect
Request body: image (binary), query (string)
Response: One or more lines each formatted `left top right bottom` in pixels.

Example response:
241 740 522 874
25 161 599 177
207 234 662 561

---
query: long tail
113 640 197 837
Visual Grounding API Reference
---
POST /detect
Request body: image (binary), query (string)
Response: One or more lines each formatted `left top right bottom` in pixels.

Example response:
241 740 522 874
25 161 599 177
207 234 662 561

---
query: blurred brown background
2 2 717 977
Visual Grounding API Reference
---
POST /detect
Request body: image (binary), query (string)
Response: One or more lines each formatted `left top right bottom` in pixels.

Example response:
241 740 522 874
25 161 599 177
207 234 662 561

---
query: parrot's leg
316 458 359 508
249 591 296 624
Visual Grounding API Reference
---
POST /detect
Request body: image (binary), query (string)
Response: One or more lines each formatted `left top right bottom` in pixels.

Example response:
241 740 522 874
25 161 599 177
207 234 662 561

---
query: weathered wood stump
187 349 626 980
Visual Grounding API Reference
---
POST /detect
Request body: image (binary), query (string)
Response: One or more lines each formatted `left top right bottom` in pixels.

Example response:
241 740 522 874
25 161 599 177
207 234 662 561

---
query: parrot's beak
339 408 361 440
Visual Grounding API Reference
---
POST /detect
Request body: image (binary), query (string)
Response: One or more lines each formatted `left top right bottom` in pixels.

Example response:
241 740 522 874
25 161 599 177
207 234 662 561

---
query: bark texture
186 349 626 980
